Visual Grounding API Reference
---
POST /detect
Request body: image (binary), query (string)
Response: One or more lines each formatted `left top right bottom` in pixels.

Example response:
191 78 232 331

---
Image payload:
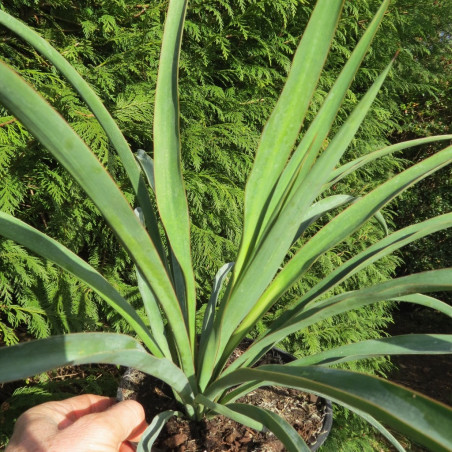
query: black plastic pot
311 399 333 451
118 343 333 451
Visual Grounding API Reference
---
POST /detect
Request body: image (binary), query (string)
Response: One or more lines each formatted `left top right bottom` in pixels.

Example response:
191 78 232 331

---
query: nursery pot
117 343 333 451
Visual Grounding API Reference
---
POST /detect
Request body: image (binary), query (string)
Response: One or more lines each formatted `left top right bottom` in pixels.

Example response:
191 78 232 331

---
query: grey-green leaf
0 333 194 404
137 411 183 452
227 403 311 452
0 11 165 263
207 366 452 452
0 212 161 356
291 334 452 367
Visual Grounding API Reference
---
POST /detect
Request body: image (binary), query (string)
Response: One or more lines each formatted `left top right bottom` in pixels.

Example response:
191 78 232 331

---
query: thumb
108 400 148 442
55 400 147 451
103 400 148 442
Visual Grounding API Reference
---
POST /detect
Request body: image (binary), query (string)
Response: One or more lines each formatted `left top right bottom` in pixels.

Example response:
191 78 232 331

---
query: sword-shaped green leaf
137 411 184 452
292 194 357 243
0 11 166 264
227 403 311 452
214 61 397 374
259 0 391 239
326 135 452 189
0 212 161 356
134 208 171 358
223 333 452 406
136 150 156 193
198 262 234 386
0 61 195 378
343 408 406 452
291 334 452 367
194 394 264 432
153 0 196 347
206 366 452 452
229 144 452 356
234 213 452 346
225 270 452 374
0 333 194 404
135 150 187 308
234 0 344 279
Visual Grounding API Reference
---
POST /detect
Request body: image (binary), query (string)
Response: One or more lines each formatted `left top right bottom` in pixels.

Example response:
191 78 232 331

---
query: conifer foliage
0 0 448 363
0 1 451 450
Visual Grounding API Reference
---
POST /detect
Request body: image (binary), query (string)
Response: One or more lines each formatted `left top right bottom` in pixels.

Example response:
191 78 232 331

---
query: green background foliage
0 0 450 449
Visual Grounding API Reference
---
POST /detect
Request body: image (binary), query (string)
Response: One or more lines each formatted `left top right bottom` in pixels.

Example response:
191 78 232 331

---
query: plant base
118 343 332 451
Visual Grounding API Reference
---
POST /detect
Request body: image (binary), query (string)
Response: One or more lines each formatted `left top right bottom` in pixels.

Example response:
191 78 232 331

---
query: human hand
6 394 147 452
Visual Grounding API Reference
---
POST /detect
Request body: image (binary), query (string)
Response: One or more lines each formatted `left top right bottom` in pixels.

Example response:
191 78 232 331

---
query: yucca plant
1 1 451 450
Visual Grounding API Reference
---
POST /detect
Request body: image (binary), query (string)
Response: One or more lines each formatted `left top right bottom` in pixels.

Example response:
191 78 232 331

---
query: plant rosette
1 1 452 452
117 341 333 451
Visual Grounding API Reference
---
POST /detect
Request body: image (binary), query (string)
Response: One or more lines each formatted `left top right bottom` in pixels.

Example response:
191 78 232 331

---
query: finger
105 400 147 442
20 394 114 427
127 423 147 442
7 395 114 451
10 394 114 441
56 395 116 428
53 399 147 451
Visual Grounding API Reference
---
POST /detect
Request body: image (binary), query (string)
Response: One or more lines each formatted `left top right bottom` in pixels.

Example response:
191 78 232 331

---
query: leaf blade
234 0 344 277
0 11 166 263
261 0 391 238
291 334 452 367
239 145 452 345
327 135 452 189
208 366 452 452
0 212 161 356
0 333 194 404
153 0 196 346
194 394 265 432
226 270 452 374
137 411 184 452
134 208 171 358
227 403 310 452
0 61 195 377
216 61 399 370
